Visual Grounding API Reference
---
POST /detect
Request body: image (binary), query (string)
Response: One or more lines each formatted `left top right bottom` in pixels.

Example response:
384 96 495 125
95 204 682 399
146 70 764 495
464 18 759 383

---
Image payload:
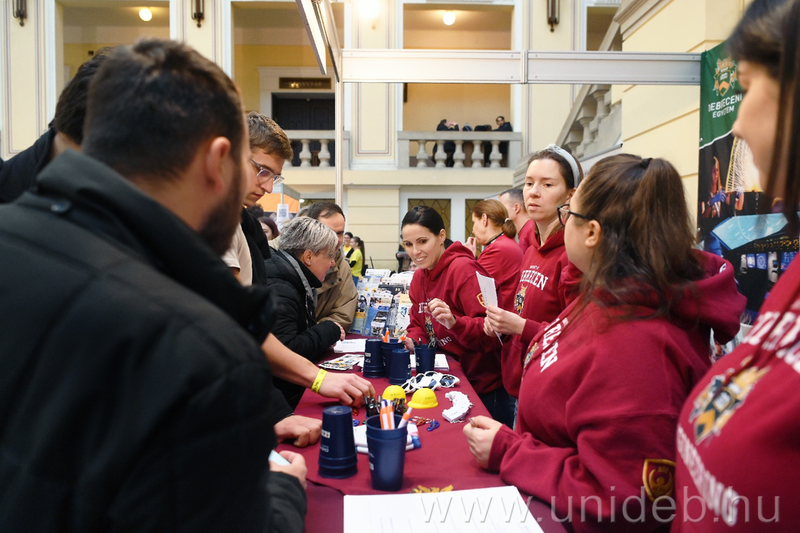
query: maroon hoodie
673 255 800 532
407 242 502 395
488 252 745 533
478 233 523 311
501 228 574 397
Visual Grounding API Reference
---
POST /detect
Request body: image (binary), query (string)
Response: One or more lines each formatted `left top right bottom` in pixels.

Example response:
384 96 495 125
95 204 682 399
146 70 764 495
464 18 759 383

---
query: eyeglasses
250 159 284 186
558 203 592 226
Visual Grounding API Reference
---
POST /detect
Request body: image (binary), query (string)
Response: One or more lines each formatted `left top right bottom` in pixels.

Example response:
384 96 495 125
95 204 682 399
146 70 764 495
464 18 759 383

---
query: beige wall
403 29 510 50
403 84 510 132
347 188 401 270
63 44 119 81
233 44 321 113
523 0 576 154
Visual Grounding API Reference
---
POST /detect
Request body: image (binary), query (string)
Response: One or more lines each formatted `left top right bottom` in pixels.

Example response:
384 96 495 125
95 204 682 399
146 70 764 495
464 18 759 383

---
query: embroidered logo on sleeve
477 293 486 308
642 459 676 501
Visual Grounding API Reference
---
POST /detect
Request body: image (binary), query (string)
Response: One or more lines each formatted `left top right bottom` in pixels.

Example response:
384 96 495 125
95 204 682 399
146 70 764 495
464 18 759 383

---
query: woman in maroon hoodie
672 1 800 530
401 206 511 425
484 145 583 400
465 199 523 310
464 154 746 532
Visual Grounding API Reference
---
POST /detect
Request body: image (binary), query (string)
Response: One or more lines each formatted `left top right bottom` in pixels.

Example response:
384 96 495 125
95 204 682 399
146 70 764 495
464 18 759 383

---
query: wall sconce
547 0 559 32
443 11 455 26
13 0 27 26
360 0 379 30
139 8 153 22
192 0 204 28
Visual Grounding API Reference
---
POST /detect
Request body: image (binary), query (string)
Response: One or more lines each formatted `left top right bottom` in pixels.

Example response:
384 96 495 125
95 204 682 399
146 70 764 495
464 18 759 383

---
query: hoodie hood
671 252 745 344
593 251 745 344
423 242 475 284
532 226 565 254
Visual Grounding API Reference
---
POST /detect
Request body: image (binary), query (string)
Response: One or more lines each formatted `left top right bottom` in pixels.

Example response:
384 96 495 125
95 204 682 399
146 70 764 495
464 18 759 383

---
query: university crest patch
477 294 486 308
642 459 675 501
514 285 526 315
689 360 769 444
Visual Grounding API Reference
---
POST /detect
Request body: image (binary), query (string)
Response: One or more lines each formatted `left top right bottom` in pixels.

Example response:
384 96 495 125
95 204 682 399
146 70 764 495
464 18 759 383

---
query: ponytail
501 217 517 239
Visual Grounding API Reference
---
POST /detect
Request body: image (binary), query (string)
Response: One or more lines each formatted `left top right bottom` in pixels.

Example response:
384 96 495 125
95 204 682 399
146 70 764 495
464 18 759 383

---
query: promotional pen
397 407 414 429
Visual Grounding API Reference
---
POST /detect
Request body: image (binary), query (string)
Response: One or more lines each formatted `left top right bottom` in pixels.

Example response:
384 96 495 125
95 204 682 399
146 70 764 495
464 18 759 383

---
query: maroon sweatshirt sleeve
447 260 499 353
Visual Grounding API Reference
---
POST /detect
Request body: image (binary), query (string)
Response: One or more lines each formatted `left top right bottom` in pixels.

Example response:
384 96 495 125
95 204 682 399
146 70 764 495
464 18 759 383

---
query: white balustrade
416 140 429 168
318 140 331 167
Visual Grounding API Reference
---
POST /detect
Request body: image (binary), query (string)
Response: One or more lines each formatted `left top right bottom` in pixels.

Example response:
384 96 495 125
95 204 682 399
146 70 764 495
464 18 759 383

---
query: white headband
546 144 581 187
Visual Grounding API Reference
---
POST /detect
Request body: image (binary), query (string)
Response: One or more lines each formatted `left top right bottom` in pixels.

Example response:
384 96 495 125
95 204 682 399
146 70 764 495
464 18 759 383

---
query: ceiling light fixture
139 8 152 22
443 11 455 26
360 0 379 29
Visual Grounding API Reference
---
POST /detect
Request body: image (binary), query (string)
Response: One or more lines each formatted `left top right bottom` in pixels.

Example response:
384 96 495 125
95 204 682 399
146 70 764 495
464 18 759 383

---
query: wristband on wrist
311 369 327 394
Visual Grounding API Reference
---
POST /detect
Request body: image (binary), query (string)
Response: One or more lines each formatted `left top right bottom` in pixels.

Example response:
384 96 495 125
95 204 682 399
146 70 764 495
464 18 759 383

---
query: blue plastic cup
381 338 401 372
363 338 385 378
366 415 408 491
388 348 412 385
318 406 358 479
415 345 436 374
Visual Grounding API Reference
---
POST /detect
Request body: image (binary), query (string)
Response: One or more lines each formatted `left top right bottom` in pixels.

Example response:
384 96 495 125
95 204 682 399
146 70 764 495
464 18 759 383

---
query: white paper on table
343 486 544 533
476 271 503 345
333 338 367 353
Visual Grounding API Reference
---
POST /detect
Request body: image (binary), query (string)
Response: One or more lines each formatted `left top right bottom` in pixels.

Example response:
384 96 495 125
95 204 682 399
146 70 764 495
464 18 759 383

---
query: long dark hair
728 0 799 235
575 154 705 318
352 236 366 257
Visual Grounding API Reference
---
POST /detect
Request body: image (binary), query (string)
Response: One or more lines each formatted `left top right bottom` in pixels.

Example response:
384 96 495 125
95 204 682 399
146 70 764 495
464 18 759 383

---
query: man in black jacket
0 39 306 532
0 48 111 203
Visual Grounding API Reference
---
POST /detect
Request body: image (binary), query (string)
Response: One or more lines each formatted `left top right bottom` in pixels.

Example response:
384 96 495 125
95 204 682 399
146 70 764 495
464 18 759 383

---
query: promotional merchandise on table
278 334 568 533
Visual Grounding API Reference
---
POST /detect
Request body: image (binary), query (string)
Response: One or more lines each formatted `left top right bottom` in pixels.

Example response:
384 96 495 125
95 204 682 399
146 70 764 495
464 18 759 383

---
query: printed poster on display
698 41 798 324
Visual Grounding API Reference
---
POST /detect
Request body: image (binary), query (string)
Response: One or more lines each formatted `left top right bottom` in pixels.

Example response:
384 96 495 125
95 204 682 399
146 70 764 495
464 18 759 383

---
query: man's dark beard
198 159 245 256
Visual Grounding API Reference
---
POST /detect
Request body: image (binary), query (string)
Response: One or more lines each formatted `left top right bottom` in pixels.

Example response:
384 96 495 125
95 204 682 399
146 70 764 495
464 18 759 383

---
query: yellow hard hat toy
382 385 407 402
408 387 438 409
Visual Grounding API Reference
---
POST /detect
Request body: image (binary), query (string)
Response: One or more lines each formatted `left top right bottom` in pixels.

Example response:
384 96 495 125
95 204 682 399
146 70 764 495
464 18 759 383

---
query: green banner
699 41 742 148
697 41 799 325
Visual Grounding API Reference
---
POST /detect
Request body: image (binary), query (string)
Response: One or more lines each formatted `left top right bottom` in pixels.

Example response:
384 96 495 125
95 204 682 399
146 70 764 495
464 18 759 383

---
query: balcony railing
283 131 350 168
283 130 522 170
398 131 522 169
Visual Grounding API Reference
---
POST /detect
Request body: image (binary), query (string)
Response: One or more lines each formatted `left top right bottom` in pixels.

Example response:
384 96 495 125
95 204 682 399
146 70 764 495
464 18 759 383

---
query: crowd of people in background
433 115 513 167
1 0 799 529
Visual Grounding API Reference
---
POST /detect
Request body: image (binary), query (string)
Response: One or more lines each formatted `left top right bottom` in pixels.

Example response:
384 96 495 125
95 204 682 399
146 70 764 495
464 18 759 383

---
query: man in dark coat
0 39 307 532
0 49 111 203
